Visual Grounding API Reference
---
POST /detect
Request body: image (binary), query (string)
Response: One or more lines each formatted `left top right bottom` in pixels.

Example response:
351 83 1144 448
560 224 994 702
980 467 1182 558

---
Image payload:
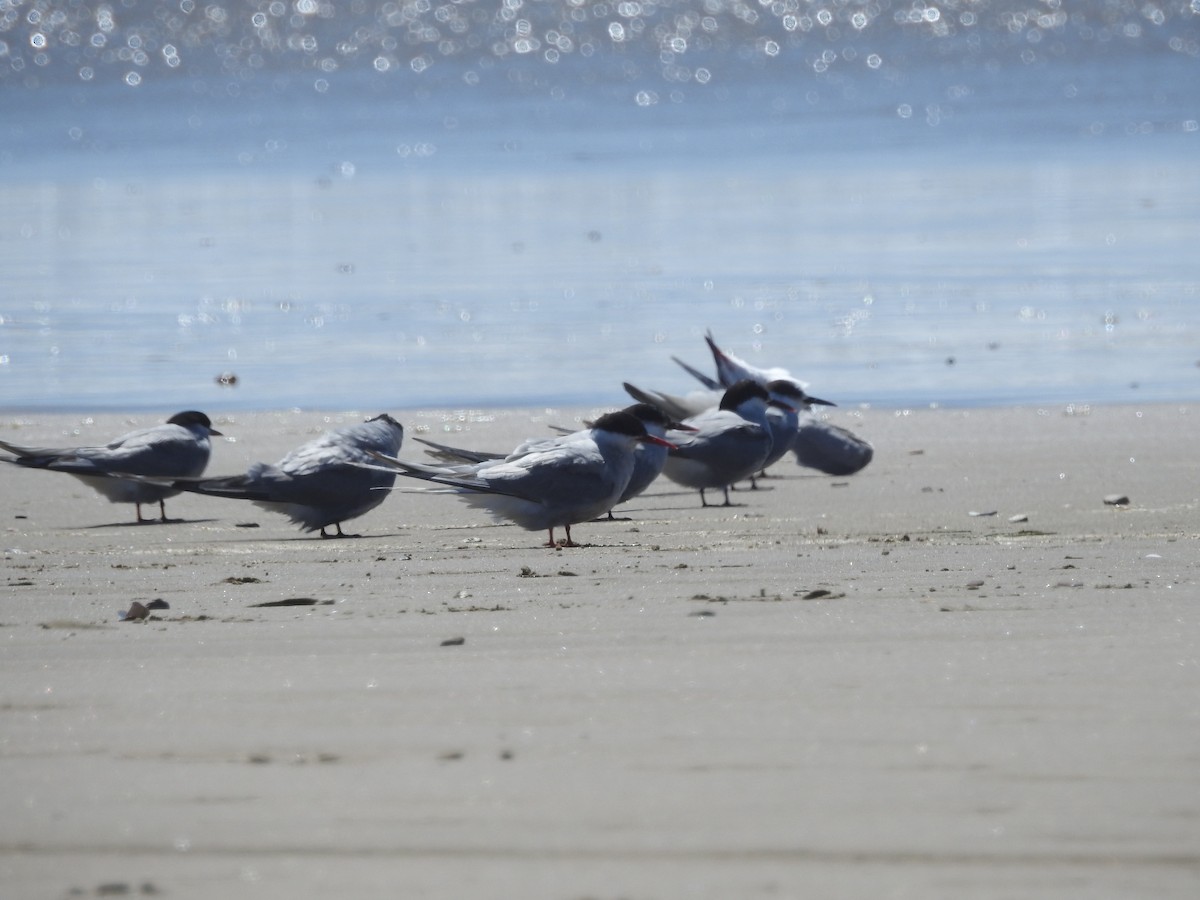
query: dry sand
1 403 1198 898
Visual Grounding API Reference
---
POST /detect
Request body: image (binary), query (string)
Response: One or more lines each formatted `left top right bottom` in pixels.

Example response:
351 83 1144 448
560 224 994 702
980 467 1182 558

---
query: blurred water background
1 0 1198 413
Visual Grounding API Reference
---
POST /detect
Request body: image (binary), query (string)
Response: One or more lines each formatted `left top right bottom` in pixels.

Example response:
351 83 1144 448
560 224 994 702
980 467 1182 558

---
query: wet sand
2 404 1198 898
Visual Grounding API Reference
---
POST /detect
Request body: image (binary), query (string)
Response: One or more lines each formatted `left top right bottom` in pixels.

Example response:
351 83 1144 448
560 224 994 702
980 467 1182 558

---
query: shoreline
2 403 1198 898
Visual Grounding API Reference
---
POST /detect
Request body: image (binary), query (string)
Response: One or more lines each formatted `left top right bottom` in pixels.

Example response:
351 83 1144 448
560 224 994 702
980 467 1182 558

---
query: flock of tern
1 333 872 547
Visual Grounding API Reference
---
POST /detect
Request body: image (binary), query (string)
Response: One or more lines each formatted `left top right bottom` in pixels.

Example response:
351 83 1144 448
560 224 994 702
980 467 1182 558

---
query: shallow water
1 2 1198 412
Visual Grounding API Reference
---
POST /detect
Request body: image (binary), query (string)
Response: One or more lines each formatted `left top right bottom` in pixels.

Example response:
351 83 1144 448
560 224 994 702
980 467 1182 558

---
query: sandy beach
2 403 1198 898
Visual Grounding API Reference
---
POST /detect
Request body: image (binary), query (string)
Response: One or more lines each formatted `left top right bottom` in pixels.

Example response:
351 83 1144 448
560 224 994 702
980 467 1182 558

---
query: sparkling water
2 1 1197 412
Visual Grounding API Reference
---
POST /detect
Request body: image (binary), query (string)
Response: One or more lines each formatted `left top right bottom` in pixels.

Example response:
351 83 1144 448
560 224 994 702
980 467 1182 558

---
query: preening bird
163 413 404 537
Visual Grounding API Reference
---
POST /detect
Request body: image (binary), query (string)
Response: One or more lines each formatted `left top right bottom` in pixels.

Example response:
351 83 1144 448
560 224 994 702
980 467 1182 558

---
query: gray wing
0 424 208 478
395 441 608 504
792 420 874 475
174 459 395 508
277 419 403 476
668 420 765 463
479 443 612 504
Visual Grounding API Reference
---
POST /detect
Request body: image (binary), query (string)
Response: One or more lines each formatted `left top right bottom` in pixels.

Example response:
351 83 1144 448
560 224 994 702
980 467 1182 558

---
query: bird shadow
193 527 412 544
83 517 223 530
630 489 757 511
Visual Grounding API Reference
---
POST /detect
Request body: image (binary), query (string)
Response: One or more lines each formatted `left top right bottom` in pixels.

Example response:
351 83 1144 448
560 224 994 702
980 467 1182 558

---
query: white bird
675 331 874 476
365 409 673 547
0 410 221 523
415 403 688 516
165 414 404 537
625 380 783 507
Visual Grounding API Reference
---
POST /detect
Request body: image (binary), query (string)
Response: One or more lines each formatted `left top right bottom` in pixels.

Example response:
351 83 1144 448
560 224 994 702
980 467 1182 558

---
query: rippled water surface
2 1 1198 411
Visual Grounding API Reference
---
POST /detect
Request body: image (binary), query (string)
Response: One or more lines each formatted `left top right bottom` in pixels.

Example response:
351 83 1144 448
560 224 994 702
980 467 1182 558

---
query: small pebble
1104 494 1130 506
441 636 466 646
1008 513 1028 523
968 510 998 517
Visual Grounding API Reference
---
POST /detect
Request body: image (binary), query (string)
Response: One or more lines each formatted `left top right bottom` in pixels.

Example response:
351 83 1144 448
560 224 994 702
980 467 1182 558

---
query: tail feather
367 451 533 501
622 381 660 408
168 473 274 502
622 383 700 422
0 439 82 468
413 436 503 465
671 356 721 390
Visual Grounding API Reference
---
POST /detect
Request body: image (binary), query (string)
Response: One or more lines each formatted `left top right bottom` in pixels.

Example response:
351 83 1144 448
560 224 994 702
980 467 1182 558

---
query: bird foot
320 525 361 539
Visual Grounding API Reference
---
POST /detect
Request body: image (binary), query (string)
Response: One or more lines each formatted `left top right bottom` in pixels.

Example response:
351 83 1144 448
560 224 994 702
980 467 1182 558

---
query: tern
753 379 833 484
0 410 221 523
364 409 673 547
164 413 404 537
698 330 806 391
415 403 689 516
675 331 874 476
625 379 782 507
626 377 826 487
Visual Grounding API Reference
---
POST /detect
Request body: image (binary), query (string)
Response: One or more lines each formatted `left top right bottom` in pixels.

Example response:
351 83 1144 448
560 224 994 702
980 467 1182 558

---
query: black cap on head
766 379 805 399
591 410 650 438
167 411 213 429
766 379 836 408
623 403 673 429
718 379 768 411
167 410 221 437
